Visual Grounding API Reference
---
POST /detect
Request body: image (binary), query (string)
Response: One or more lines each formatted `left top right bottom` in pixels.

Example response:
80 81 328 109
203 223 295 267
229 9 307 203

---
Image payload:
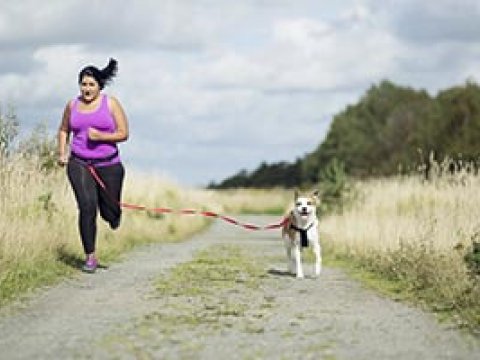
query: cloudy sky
1 0 479 187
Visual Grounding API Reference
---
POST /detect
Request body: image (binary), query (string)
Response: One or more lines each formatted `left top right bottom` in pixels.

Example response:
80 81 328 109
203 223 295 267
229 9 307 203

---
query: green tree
436 81 480 159
304 80 433 180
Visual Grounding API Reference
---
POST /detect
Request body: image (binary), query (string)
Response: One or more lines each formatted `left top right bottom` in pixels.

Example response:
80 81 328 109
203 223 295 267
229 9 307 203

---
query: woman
57 58 129 273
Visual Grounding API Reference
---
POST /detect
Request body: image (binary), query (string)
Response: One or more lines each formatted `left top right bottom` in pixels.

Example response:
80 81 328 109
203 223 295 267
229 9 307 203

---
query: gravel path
0 215 479 359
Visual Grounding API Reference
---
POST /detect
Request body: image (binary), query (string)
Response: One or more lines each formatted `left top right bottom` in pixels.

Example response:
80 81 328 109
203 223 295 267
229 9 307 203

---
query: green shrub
317 158 356 215
464 240 480 276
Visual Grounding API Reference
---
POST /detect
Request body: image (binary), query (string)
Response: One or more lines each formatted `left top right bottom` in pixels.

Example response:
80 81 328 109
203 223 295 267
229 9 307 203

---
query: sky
1 0 480 187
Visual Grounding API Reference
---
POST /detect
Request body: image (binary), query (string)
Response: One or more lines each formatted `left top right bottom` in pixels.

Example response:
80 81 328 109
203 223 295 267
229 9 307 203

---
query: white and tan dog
282 190 321 278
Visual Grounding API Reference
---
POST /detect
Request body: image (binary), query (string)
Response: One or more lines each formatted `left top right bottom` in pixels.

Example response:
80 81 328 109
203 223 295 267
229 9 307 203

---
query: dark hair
78 58 118 90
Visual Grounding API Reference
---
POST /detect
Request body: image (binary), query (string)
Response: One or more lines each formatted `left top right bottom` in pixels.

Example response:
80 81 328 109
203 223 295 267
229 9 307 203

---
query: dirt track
0 215 479 359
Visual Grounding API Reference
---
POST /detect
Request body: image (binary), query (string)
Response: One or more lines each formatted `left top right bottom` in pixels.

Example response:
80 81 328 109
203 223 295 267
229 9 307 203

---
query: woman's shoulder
106 95 122 110
106 94 120 103
64 98 77 112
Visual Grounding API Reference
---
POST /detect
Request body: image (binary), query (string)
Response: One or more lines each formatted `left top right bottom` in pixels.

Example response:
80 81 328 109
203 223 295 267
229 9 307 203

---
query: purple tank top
69 94 120 166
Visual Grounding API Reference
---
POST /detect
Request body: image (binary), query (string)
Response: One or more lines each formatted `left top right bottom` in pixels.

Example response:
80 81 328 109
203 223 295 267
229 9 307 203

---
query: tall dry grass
1 154 74 303
207 187 292 215
0 156 214 305
321 172 480 329
0 155 292 306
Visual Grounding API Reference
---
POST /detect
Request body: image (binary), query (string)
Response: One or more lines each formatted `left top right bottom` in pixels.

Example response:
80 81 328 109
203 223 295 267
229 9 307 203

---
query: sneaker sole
82 266 97 273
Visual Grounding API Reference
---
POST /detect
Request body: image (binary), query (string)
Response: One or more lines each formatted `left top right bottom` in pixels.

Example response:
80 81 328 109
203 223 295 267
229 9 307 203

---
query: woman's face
80 75 100 103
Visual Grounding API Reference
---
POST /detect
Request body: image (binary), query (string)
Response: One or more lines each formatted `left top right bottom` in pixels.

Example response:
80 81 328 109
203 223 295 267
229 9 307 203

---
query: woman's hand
57 154 68 166
88 127 103 141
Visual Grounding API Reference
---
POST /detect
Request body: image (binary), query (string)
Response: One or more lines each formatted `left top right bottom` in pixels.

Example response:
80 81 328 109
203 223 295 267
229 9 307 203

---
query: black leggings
67 159 125 255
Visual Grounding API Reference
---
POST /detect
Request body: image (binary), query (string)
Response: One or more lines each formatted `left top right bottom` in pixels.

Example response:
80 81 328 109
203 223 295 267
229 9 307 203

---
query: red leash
87 165 288 231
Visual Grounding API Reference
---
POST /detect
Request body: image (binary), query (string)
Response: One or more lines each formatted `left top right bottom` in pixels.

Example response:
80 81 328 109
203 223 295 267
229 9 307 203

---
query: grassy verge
323 248 480 333
324 247 480 332
321 175 480 332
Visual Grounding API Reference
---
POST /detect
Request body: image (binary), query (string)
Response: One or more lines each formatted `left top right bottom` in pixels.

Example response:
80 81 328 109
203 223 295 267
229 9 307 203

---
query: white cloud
273 17 332 47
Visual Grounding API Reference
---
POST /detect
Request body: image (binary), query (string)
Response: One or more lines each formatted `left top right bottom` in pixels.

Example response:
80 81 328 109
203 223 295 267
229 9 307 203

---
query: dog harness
290 223 314 248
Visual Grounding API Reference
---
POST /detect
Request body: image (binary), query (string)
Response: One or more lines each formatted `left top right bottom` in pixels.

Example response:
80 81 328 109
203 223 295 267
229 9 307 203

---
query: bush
317 158 355 215
464 239 480 276
18 122 58 171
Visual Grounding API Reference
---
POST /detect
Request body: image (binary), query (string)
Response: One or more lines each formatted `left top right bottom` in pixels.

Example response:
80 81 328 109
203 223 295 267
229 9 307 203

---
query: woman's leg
67 159 98 255
96 163 125 229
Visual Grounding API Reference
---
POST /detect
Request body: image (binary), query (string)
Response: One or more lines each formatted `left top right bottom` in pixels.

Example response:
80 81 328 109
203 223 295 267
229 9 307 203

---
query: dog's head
292 190 319 220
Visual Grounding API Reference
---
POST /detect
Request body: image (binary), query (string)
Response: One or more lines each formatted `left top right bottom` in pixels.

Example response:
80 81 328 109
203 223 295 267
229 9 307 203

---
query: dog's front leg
312 240 322 276
293 244 304 278
284 239 295 275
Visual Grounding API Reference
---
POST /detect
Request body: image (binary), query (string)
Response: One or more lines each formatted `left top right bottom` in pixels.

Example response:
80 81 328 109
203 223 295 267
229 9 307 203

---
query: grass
321 174 480 331
155 245 264 297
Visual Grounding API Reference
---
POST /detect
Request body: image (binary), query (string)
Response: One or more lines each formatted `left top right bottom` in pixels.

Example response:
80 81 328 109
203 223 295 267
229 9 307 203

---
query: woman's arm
88 96 129 143
57 102 71 166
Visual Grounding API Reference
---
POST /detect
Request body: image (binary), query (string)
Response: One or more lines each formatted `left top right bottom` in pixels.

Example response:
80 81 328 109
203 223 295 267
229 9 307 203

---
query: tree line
208 79 480 189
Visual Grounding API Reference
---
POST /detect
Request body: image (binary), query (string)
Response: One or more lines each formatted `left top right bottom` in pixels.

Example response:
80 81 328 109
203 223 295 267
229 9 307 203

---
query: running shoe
82 257 98 273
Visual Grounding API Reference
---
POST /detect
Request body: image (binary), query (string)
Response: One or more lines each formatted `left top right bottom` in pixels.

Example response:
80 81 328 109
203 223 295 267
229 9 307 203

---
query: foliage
317 158 355 215
464 239 480 276
304 80 433 180
0 105 57 170
18 122 58 171
208 159 302 189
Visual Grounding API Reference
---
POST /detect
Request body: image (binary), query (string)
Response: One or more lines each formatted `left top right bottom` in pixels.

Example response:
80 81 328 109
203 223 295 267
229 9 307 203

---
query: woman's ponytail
101 58 118 85
78 58 118 90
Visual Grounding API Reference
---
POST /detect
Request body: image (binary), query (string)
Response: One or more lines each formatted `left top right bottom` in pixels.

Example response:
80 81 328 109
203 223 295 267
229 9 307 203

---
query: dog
282 190 321 278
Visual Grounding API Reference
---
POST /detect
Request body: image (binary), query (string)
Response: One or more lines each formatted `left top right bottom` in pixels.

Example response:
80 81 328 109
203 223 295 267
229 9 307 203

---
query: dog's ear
311 190 320 205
